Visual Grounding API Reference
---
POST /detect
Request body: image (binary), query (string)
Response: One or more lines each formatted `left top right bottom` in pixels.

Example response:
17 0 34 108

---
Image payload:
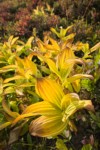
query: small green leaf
56 139 68 150
81 144 92 150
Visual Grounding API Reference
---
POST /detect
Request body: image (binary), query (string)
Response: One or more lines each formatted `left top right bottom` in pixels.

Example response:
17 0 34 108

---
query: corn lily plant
50 27 100 59
73 41 100 59
0 55 38 95
0 26 99 143
38 47 93 92
0 36 34 65
34 27 100 93
11 77 94 137
28 52 93 93
51 25 75 41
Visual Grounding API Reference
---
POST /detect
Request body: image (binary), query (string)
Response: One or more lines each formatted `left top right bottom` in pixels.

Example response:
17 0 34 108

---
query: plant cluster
0 26 100 150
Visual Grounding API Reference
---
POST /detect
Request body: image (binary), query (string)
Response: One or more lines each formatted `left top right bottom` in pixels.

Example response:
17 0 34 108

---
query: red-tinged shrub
47 15 60 28
14 8 32 36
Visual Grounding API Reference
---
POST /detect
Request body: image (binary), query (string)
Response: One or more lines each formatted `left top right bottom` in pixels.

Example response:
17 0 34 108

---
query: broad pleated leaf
63 33 75 41
44 37 60 51
63 59 84 69
59 59 83 79
37 39 47 52
12 100 61 126
24 57 37 76
11 37 19 46
57 48 75 69
25 37 34 47
35 78 64 108
46 58 61 79
50 28 60 37
29 116 67 137
23 101 61 115
71 79 81 92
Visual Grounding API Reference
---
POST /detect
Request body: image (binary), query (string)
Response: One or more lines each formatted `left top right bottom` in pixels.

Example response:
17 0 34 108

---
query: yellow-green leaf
29 116 67 137
4 87 15 94
12 101 61 126
11 37 19 46
4 76 24 83
17 83 35 88
57 48 75 69
56 138 68 150
24 57 37 76
44 37 60 51
63 100 94 121
61 93 80 110
37 39 47 52
72 79 81 92
89 42 100 54
63 33 75 41
50 28 60 37
25 37 34 47
64 101 85 120
46 58 61 79
0 65 16 73
23 101 61 115
68 74 93 82
2 99 19 118
0 122 11 130
3 83 15 88
36 78 64 108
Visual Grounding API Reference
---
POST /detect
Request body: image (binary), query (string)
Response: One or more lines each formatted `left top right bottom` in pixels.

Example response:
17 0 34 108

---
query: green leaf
56 139 68 150
81 144 92 150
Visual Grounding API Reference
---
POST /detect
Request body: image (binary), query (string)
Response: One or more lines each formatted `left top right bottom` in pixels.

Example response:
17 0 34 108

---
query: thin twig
83 0 93 18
